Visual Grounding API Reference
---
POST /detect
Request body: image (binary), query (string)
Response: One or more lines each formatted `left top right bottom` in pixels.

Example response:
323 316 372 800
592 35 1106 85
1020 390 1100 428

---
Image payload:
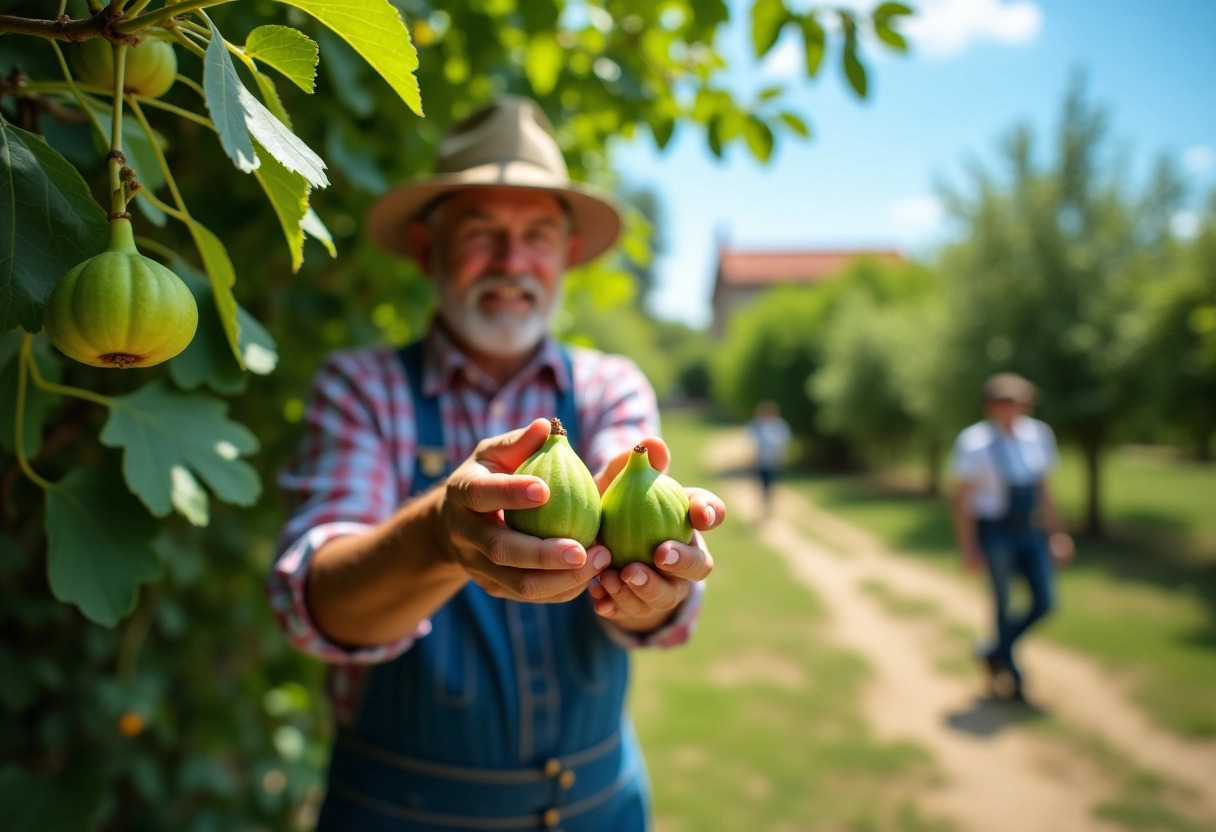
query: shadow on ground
945 696 1050 738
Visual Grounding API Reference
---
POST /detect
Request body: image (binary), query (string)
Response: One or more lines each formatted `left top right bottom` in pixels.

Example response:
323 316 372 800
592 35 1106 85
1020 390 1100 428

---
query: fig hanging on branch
71 37 178 98
43 218 198 369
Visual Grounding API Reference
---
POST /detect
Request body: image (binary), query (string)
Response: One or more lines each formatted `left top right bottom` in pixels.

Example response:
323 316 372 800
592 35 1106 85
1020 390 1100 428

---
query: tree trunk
1081 434 1104 537
924 433 942 497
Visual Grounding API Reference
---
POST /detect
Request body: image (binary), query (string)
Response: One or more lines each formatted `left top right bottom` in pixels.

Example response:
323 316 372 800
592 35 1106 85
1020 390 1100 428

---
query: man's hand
961 543 985 573
588 437 724 632
437 418 609 602
1048 531 1075 565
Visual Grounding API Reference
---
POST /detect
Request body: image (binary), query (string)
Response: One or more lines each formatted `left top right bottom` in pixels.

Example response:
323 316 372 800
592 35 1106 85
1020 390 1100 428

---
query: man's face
422 187 581 359
985 398 1026 426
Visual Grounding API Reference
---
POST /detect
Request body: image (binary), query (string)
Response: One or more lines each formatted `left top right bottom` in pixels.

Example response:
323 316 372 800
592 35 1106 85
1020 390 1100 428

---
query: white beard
437 272 556 358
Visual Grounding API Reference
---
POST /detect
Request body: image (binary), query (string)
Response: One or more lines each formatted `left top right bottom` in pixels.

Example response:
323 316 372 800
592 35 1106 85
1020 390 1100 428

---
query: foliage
0 0 910 827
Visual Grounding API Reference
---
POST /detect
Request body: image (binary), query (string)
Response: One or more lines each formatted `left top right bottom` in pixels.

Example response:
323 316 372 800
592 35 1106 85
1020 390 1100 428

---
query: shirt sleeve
1039 420 1061 473
268 350 419 663
951 428 982 481
574 351 661 473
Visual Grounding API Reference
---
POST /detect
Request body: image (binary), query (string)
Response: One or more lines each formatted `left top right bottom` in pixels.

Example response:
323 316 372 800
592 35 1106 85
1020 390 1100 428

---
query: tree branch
0 6 135 43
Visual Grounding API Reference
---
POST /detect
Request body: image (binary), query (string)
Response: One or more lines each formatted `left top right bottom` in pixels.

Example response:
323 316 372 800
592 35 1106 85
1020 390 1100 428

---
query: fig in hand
599 444 693 568
43 219 198 369
504 418 601 548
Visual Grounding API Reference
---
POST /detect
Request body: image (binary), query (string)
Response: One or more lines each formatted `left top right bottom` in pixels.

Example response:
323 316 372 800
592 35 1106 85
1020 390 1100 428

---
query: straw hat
366 96 623 266
984 372 1037 404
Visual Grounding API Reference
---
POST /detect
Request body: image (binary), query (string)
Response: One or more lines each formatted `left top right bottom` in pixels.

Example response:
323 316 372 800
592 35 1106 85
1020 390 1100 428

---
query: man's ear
407 220 434 277
566 232 585 268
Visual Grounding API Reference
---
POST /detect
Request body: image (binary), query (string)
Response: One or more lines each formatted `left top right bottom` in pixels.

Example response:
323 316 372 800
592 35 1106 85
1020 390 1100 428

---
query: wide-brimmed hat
366 96 622 266
984 372 1037 404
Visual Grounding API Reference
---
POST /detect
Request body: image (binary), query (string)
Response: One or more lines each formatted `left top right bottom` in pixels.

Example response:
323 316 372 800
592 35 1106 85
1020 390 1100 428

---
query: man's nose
489 232 530 275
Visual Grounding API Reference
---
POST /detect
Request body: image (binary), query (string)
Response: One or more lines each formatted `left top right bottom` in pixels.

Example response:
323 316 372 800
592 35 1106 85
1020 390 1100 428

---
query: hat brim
366 162 623 267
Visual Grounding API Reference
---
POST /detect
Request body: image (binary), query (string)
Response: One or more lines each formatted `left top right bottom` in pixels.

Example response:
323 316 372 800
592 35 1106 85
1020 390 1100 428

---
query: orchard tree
0 0 913 827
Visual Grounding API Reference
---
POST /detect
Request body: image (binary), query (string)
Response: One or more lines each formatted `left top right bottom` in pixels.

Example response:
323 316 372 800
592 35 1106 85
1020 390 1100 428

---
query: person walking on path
267 96 725 831
950 373 1074 701
747 400 791 520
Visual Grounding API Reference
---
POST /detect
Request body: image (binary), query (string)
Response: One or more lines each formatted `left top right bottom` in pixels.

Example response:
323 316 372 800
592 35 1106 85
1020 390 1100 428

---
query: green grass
631 409 952 832
780 446 1216 738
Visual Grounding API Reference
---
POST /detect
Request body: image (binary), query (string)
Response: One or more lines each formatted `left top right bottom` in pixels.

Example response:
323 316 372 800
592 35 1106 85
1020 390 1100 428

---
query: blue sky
609 0 1216 328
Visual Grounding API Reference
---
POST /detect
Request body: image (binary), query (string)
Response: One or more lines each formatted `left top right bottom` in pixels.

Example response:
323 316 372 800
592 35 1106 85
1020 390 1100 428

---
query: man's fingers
473 418 551 471
471 543 612 600
651 540 714 582
465 526 591 570
686 488 726 531
453 472 549 514
600 563 685 616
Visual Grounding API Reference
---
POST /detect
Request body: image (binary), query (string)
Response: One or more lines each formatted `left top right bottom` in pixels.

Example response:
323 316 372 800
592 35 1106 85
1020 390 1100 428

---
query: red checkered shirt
268 324 705 724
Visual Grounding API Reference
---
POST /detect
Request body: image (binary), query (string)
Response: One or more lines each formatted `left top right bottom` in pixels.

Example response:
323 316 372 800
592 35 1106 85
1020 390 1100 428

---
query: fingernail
705 506 716 526
626 571 647 587
525 483 546 502
660 547 679 567
593 551 611 570
563 547 584 566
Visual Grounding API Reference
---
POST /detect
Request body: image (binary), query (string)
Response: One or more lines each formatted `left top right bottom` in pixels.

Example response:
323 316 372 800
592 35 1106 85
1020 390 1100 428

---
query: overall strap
399 340 449 494
554 346 580 450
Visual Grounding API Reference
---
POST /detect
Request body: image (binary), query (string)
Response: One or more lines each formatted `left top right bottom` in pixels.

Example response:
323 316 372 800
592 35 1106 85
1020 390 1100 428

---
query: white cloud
1183 145 1215 176
761 35 802 78
888 195 946 240
903 0 1043 60
1171 210 1201 240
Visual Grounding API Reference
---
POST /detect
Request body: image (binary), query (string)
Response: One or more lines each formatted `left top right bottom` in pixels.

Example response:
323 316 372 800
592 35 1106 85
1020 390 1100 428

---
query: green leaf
0 336 61 459
204 19 258 174
100 379 261 521
244 25 319 93
274 0 423 116
253 69 293 130
240 83 329 188
873 2 913 22
186 219 243 368
302 208 337 258
707 117 724 158
779 111 811 138
525 33 563 96
45 467 160 627
843 39 868 98
169 261 278 396
253 142 310 271
0 764 105 831
874 21 907 51
648 113 676 151
0 118 108 333
756 85 784 102
743 116 774 163
751 0 788 57
800 15 826 77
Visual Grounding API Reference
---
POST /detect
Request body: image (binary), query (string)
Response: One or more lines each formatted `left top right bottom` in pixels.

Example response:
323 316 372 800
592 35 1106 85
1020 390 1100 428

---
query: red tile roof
716 248 904 286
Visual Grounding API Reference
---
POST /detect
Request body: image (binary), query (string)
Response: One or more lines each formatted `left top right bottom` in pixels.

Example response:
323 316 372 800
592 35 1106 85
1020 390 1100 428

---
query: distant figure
747 400 791 519
950 373 1075 702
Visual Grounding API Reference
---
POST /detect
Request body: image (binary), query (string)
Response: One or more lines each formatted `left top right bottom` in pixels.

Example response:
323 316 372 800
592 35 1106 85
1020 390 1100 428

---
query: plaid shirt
268 324 704 724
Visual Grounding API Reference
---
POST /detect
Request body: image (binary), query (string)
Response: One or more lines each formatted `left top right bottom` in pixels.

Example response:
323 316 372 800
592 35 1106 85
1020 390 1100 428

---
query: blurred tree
1 0 914 828
932 75 1183 536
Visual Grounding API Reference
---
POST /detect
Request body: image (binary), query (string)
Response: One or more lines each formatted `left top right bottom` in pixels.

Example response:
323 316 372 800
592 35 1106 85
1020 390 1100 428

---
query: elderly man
951 372 1074 702
268 97 724 831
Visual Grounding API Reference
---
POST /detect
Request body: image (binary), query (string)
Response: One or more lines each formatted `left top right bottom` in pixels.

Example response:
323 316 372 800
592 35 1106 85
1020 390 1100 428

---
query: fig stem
549 418 567 437
107 39 128 216
25 341 114 409
13 336 55 491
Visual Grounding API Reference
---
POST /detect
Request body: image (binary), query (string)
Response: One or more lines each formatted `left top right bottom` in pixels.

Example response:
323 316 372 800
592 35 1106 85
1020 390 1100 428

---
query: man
746 400 791 520
268 97 724 831
950 372 1074 702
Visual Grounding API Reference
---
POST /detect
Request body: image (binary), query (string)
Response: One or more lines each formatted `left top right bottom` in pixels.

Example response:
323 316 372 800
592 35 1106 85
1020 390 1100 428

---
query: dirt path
708 429 1216 832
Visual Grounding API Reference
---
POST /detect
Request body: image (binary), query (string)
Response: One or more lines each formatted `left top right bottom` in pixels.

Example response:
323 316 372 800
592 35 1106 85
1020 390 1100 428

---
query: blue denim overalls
315 342 651 831
976 430 1055 683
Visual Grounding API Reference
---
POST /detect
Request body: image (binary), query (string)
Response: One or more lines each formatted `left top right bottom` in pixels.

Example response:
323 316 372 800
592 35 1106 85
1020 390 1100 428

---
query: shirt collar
422 319 572 397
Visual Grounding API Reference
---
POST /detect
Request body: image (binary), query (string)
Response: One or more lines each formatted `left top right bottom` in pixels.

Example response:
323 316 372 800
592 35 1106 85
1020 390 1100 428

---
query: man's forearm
951 490 978 559
306 486 469 648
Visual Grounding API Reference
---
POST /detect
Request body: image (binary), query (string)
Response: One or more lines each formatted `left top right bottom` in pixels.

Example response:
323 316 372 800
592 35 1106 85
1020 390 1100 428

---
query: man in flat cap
268 97 724 830
950 372 1074 702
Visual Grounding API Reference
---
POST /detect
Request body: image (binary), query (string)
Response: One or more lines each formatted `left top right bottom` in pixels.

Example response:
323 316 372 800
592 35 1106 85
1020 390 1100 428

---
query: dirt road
709 429 1216 832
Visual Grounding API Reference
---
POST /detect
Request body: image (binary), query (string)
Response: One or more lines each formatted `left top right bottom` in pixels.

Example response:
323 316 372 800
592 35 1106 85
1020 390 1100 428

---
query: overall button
558 770 576 789
542 807 561 827
543 758 562 777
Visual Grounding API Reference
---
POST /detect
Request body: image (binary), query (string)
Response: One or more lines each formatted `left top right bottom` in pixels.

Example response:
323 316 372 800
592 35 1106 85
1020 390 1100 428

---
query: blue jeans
976 521 1055 683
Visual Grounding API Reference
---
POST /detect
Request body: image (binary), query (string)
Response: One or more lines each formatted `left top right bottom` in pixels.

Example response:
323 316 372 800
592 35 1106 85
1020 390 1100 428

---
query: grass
631 409 952 832
780 445 1216 739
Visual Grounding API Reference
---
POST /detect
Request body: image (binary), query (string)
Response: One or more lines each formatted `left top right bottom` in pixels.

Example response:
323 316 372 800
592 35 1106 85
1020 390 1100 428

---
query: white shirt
748 415 791 469
951 416 1059 519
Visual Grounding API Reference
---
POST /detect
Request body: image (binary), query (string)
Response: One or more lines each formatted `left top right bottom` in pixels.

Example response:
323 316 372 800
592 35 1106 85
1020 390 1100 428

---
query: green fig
43 219 198 368
504 418 601 547
599 444 693 568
